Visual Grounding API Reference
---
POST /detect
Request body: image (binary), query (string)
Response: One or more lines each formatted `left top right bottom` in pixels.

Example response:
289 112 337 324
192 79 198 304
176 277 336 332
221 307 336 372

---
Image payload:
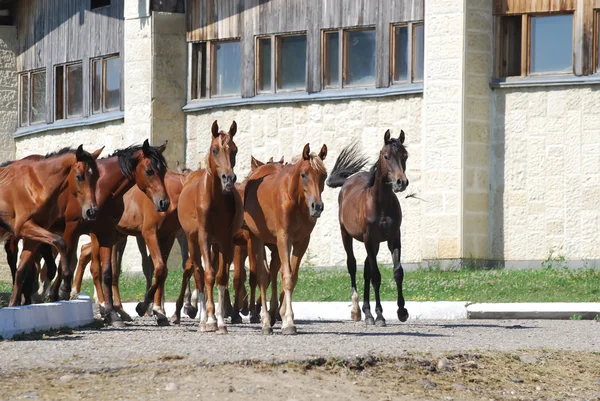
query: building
0 0 598 274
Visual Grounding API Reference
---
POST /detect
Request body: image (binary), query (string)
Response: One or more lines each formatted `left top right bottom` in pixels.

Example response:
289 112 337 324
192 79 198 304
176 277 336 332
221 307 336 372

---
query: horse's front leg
111 237 132 321
95 232 123 327
389 233 408 322
362 239 380 326
276 232 297 335
341 226 360 321
198 231 217 332
135 231 169 326
176 230 196 319
8 239 40 306
215 242 233 334
231 243 246 324
172 232 199 324
5 237 18 284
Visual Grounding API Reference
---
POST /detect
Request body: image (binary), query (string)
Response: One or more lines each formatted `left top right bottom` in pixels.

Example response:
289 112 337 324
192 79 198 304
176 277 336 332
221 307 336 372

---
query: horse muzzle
309 201 324 218
393 178 409 193
220 174 237 193
83 206 98 221
155 197 170 212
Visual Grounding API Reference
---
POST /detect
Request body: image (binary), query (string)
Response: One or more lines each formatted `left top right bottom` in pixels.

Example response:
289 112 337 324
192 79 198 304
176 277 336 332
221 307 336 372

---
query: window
391 22 425 84
256 33 306 94
92 55 121 114
18 69 46 127
91 0 110 9
497 14 573 77
191 40 241 99
55 62 83 120
322 28 375 89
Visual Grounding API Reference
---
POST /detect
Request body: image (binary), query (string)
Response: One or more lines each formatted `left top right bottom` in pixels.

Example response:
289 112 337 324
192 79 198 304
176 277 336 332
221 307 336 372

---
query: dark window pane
277 35 306 91
324 31 339 88
345 29 376 86
67 64 83 118
413 24 424 81
92 60 102 114
193 43 207 99
55 66 64 120
212 41 240 96
393 26 408 82
20 74 28 126
91 0 110 9
501 16 522 77
105 57 120 111
257 38 272 92
530 15 572 74
31 71 46 124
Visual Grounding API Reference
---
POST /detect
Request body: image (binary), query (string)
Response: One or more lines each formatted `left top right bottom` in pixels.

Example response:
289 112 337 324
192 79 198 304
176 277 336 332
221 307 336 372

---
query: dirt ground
1 318 600 401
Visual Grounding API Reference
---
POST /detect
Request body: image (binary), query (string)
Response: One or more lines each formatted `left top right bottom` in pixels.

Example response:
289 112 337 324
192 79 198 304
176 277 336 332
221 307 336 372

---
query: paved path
1 318 599 373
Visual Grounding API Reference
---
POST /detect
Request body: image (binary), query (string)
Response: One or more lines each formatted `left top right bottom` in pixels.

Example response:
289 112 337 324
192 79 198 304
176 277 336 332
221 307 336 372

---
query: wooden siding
187 0 424 96
494 0 577 15
16 0 123 122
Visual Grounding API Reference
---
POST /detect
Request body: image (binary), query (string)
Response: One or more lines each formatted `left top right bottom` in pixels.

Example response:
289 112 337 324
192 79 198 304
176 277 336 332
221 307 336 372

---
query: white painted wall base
0 295 94 339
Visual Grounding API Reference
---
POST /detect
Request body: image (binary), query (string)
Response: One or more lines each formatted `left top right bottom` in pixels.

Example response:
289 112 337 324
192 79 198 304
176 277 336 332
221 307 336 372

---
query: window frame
91 54 121 115
390 21 425 85
18 68 46 128
595 10 600 73
54 61 83 121
191 39 241 100
255 32 308 95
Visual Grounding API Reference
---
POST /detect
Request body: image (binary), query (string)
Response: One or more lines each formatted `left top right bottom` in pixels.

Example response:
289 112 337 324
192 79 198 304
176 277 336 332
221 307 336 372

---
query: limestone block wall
185 95 424 267
491 86 600 262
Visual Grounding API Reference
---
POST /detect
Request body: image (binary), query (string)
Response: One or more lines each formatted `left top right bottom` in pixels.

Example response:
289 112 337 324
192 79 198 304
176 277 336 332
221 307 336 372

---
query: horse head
208 120 238 194
380 129 409 193
297 143 328 219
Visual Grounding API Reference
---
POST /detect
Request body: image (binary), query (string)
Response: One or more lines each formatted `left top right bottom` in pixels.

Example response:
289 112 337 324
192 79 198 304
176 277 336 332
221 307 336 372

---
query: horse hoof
135 302 148 317
198 323 207 332
398 308 409 322
249 314 261 324
119 311 133 322
281 326 297 335
69 292 80 301
170 314 181 325
275 313 282 322
261 327 273 335
30 293 43 304
106 312 124 328
205 322 218 332
351 310 362 322
365 317 375 326
156 317 170 327
230 313 243 324
240 304 249 316
58 289 70 301
375 318 387 327
184 305 198 319
217 326 228 334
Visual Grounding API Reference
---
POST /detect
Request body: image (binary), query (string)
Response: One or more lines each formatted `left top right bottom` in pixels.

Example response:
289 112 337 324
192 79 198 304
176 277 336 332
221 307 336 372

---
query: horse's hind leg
389 233 408 322
362 241 380 326
231 244 246 324
341 226 360 321
177 229 196 319
38 244 57 300
5 238 18 284
9 240 39 306
72 242 92 299
112 238 132 321
172 233 198 324
369 250 385 327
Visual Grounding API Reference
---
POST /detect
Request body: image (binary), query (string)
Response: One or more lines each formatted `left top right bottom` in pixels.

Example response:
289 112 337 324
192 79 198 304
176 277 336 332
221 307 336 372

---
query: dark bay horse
1 146 103 306
42 140 169 325
176 121 243 333
326 130 409 326
243 144 327 335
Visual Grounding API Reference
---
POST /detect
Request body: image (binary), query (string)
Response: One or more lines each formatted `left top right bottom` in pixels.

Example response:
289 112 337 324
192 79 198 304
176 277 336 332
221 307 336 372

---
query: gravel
1 318 599 374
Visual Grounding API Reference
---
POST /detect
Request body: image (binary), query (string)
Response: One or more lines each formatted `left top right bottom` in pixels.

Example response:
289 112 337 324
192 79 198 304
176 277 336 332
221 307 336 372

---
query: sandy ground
1 318 600 400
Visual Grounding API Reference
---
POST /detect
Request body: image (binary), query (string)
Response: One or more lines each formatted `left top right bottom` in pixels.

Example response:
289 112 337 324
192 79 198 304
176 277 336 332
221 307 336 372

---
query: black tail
326 141 369 188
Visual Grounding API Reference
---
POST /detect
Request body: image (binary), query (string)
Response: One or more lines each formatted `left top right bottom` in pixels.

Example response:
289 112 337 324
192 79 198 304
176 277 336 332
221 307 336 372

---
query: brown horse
43 140 169 325
326 131 409 326
243 143 327 335
1 146 103 306
72 164 188 325
174 120 243 332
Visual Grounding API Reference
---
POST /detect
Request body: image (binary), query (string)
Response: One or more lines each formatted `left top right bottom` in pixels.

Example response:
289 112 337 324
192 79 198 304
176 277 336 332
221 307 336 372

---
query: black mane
108 144 168 179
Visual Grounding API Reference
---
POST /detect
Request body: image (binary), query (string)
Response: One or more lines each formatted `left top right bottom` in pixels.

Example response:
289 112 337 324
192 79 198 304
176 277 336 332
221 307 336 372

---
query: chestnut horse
44 140 169 325
326 131 409 326
243 143 327 335
71 165 188 325
1 146 103 306
176 120 243 333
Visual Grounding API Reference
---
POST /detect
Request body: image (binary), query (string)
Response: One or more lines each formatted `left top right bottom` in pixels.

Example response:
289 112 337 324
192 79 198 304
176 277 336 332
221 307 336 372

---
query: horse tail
326 140 369 188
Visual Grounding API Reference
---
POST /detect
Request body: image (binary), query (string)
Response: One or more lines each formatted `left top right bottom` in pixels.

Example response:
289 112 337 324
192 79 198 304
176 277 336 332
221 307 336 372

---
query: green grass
3 265 600 303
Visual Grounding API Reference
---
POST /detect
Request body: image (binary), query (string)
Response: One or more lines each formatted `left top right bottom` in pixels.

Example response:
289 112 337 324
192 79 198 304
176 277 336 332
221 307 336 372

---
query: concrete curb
121 301 600 322
0 295 95 339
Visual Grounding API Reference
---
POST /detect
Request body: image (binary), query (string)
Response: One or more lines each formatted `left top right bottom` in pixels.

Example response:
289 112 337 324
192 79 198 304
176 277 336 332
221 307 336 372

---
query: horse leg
38 244 57 300
9 240 40 306
157 234 176 315
89 238 106 317
136 232 169 326
95 232 122 327
172 232 200 324
268 248 281 325
6 238 18 284
362 241 380 326
177 229 196 319
215 243 233 334
23 256 40 305
248 239 260 323
112 237 132 322
276 233 298 335
71 242 92 299
341 227 360 321
370 249 385 327
197 231 216 332
231 244 245 324
249 234 271 335
389 233 408 322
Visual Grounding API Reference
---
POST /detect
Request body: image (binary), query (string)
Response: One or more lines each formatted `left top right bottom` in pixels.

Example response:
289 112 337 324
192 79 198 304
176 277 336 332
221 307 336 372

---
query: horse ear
399 129 405 144
302 143 311 160
279 156 284 164
75 144 85 161
229 121 237 137
211 120 219 138
91 146 104 160
157 140 168 153
318 144 327 161
384 129 391 145
268 156 274 163
251 156 264 170
142 139 151 156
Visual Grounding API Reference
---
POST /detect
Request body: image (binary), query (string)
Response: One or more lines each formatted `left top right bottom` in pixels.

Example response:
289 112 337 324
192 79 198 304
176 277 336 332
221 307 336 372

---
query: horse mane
0 160 12 167
108 144 167 179
0 147 96 168
367 138 407 187
290 153 327 176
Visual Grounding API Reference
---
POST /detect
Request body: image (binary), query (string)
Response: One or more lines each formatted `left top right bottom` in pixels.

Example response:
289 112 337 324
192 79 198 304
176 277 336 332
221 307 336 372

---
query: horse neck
96 157 133 205
36 154 75 198
165 171 183 206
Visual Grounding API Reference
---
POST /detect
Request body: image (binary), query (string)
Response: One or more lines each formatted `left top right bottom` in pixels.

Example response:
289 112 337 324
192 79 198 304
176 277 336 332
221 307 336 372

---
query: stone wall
185 95 424 267
491 86 600 262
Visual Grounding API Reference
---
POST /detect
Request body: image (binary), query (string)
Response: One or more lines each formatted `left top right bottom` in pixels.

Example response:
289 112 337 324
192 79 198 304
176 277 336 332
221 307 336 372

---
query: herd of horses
1 120 410 335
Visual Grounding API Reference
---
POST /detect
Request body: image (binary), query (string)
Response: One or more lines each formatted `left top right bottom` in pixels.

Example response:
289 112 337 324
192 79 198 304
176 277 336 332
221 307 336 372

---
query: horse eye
146 169 154 176
212 148 218 155
76 174 84 182
301 172 307 179
384 155 390 160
